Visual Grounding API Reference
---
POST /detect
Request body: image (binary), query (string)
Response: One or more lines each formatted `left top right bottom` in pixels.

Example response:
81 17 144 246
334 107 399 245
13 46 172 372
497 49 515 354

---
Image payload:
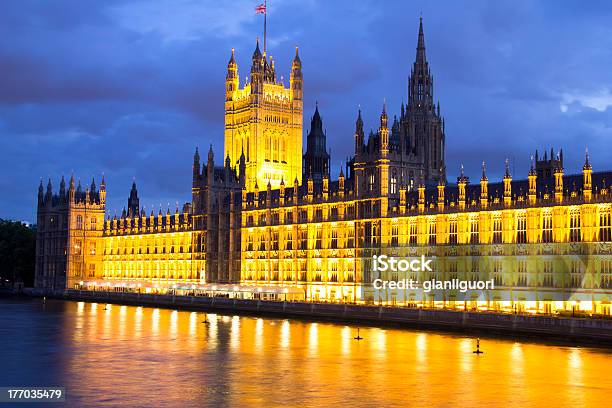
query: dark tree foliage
0 219 36 287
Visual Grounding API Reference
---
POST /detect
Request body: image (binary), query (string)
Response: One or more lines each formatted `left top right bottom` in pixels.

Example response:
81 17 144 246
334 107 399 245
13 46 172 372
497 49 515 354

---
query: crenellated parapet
104 205 192 236
240 153 612 226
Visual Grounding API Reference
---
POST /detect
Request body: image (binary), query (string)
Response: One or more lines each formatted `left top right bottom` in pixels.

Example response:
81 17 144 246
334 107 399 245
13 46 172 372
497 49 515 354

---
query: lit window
492 213 502 244
516 212 527 244
569 208 581 242
470 216 479 244
448 218 458 244
542 210 553 243
599 207 611 242
428 220 436 245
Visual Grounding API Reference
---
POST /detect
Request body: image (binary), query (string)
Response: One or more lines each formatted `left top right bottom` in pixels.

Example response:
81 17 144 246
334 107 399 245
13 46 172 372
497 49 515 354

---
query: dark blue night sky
2 0 612 222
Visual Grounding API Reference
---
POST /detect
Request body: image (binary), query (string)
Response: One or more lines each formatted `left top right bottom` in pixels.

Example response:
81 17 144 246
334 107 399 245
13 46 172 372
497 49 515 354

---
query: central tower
224 41 303 191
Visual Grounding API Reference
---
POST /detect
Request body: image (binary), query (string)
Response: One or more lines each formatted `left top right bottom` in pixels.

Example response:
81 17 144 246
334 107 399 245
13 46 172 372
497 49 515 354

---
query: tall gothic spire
408 17 433 110
416 16 426 65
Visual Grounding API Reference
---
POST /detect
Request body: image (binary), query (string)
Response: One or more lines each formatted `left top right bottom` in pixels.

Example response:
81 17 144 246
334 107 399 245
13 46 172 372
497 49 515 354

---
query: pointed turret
207 144 214 182
338 165 345 198
76 180 82 203
380 100 388 128
437 176 445 211
379 101 389 155
503 159 512 207
239 146 246 187
554 160 564 203
250 38 264 94
99 174 106 205
354 109 364 156
480 162 488 208
193 146 200 181
292 46 301 69
89 177 97 204
303 103 330 183
290 46 303 101
525 156 536 204
224 54 238 94
68 174 75 202
418 180 426 213
128 181 139 216
59 176 66 198
38 179 44 206
43 178 52 207
457 164 467 210
583 147 593 201
252 38 262 63
225 153 231 182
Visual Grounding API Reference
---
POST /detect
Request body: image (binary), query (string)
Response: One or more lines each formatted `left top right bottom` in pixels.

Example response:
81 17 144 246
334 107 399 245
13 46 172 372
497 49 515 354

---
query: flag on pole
255 3 266 14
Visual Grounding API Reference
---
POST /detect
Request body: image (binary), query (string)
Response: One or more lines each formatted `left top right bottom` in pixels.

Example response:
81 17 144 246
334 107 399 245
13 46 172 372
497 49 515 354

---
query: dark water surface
0 298 610 407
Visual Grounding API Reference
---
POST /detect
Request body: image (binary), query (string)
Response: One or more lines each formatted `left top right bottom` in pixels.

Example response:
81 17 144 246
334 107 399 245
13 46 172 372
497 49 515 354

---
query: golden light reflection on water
459 338 473 372
254 318 263 351
151 308 159 336
230 316 240 350
169 310 178 338
134 306 142 336
56 301 612 407
308 322 318 356
341 326 351 355
280 320 290 349
207 313 218 350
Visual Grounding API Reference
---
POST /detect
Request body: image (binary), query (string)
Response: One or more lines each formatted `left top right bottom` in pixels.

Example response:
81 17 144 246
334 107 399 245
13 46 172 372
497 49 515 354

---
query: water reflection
151 308 159 336
309 323 318 356
341 326 351 355
254 318 263 351
207 314 218 350
230 316 240 350
280 320 290 349
1 299 610 408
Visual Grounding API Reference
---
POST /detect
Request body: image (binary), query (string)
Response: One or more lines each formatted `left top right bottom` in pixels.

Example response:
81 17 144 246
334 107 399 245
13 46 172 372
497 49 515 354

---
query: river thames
1 298 610 407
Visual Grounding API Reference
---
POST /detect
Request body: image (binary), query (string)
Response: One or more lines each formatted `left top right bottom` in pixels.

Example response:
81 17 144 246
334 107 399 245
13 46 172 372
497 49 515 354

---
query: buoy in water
473 338 484 354
353 328 363 340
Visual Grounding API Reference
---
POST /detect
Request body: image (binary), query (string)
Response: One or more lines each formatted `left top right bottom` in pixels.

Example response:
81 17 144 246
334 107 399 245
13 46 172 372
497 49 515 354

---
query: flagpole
263 0 267 54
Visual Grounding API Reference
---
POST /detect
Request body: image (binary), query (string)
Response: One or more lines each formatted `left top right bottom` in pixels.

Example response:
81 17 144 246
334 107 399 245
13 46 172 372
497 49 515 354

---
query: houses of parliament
35 19 612 316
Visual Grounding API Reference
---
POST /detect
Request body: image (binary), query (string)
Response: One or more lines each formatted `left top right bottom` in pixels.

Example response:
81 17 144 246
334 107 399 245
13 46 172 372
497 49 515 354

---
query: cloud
561 88 612 113
108 0 269 43
2 0 612 221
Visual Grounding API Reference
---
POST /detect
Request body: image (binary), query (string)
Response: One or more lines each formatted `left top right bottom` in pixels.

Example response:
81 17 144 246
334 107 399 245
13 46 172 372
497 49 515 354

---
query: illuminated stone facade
240 157 612 314
224 41 303 191
34 19 612 316
35 176 106 292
